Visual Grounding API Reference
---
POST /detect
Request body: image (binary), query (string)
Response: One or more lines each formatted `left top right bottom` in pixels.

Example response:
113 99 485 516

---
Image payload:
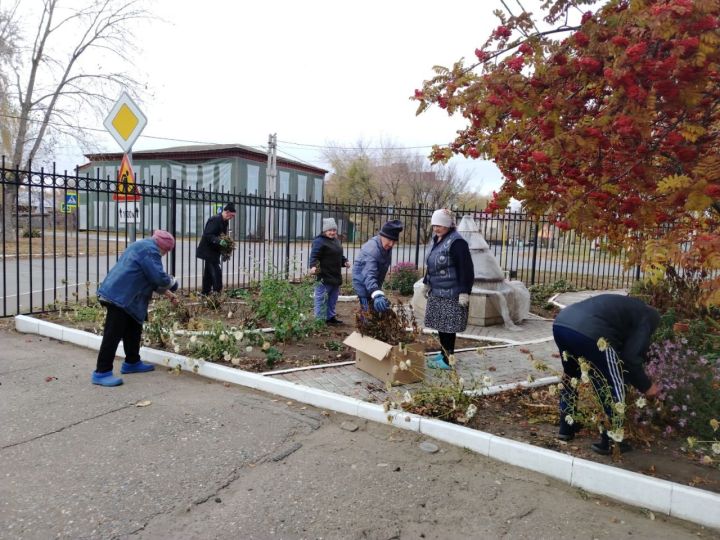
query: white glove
422 283 431 298
458 293 470 307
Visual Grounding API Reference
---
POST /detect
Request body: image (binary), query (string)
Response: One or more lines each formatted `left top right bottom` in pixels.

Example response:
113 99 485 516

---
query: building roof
83 144 327 175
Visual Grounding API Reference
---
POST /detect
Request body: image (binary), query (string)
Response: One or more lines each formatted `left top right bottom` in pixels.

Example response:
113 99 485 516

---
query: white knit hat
322 217 338 232
431 209 454 228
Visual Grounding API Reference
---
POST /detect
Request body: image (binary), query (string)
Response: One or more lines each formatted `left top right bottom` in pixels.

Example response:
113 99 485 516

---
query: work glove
422 283 431 298
219 239 229 248
359 297 370 310
458 293 470 307
309 266 317 275
221 253 230 262
169 276 179 293
373 294 390 313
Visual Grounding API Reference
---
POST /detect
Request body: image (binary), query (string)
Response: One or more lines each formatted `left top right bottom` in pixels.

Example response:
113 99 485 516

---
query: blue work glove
373 294 390 313
359 297 369 310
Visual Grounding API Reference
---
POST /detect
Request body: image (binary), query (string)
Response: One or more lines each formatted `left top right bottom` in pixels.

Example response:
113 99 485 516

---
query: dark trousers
201 259 223 295
96 304 142 373
438 332 456 361
553 325 626 422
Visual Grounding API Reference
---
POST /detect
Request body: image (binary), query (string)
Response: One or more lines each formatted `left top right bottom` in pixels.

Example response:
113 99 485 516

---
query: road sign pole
127 151 136 242
104 91 146 244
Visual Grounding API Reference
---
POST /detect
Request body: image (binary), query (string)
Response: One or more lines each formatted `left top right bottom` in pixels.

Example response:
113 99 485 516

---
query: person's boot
120 360 155 374
427 353 451 370
326 317 343 325
591 432 632 455
91 371 123 387
558 416 575 441
557 416 584 441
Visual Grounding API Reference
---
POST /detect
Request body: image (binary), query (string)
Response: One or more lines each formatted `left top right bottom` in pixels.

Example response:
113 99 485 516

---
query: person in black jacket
553 294 660 454
196 203 236 295
309 218 350 325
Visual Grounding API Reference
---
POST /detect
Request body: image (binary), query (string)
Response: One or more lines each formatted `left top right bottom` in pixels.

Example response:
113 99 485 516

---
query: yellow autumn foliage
680 124 706 143
684 191 713 212
657 174 692 194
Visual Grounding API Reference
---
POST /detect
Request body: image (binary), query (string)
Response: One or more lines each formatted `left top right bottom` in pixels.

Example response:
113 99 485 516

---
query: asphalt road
0 329 707 539
2 237 635 316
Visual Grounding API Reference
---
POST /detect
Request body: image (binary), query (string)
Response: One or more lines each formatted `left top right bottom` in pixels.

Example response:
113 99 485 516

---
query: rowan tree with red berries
414 0 720 306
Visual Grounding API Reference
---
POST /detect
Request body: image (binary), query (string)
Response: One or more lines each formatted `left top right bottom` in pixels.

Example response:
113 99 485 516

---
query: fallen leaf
45 376 57 382
135 400 152 407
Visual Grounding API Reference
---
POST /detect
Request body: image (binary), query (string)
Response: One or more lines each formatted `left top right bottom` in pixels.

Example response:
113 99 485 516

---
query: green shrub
386 262 420 296
248 273 322 342
527 279 577 308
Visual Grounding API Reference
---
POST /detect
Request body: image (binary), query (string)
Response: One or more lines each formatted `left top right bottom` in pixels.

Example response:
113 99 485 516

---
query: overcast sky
54 0 550 194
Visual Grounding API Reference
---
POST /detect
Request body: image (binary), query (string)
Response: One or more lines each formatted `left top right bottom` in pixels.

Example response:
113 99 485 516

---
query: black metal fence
0 159 641 317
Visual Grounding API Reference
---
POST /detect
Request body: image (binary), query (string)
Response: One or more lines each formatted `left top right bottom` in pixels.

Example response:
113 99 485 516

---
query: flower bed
37 285 490 373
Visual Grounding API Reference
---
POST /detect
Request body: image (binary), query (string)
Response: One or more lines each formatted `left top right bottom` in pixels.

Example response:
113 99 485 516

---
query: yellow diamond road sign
103 92 147 153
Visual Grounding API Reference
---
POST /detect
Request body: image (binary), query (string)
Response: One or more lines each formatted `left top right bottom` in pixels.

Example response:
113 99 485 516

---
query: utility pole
266 133 277 263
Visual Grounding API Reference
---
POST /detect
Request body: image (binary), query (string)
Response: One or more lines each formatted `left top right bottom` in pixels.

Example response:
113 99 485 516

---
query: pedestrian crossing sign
65 192 78 207
112 153 142 201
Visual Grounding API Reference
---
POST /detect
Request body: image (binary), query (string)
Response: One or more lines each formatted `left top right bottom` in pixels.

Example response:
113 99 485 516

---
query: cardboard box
343 331 425 384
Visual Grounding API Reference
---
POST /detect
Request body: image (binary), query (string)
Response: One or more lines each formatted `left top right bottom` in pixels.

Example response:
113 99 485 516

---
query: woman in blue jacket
309 218 350 325
92 230 179 387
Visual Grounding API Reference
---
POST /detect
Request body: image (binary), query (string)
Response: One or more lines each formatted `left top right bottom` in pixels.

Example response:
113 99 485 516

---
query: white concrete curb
15 314 720 531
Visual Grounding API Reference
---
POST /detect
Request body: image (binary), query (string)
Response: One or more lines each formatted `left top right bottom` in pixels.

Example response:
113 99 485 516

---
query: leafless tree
1 0 150 240
323 139 471 209
0 2 20 156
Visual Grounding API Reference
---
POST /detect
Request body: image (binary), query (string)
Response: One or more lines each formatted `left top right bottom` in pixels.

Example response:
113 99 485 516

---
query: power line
1 111 446 156
0 112 228 148
277 139 437 151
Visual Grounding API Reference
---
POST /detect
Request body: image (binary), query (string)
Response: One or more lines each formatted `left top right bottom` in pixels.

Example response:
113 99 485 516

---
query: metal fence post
530 220 540 286
414 203 422 269
285 194 291 278
170 178 177 276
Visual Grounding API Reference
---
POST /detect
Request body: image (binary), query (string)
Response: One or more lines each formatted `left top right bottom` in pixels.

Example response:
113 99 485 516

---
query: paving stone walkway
271 318 561 403
271 290 629 401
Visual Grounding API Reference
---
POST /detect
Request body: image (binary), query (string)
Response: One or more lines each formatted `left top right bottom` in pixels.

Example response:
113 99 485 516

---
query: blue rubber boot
427 354 451 370
91 371 123 387
120 360 155 374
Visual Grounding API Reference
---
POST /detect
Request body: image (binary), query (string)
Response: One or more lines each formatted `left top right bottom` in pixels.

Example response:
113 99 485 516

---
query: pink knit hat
152 229 175 252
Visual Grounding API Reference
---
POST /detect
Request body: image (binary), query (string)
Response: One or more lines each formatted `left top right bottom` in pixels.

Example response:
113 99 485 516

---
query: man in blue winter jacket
352 219 403 313
92 230 179 387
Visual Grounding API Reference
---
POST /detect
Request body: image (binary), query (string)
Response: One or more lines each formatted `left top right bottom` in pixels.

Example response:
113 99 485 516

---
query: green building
77 144 328 239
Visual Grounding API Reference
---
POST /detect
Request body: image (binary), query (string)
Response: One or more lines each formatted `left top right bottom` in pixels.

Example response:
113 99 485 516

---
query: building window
279 171 290 197
296 211 306 238
247 164 260 195
314 177 323 202
297 175 307 201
